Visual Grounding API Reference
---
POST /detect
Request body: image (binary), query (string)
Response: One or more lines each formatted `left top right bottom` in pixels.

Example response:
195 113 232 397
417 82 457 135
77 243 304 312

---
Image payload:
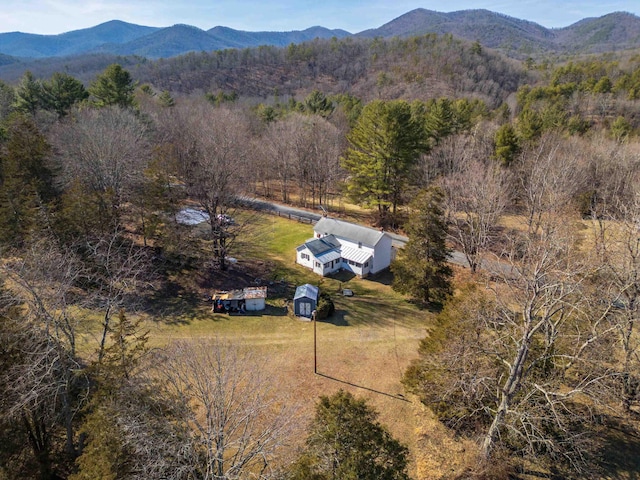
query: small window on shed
358 241 362 248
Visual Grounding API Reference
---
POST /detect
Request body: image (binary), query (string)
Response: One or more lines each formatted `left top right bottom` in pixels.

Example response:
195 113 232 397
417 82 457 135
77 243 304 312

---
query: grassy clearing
141 211 438 475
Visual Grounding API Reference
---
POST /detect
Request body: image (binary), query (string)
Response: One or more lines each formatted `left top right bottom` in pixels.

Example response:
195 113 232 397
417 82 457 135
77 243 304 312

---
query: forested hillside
1 30 640 480
133 35 526 107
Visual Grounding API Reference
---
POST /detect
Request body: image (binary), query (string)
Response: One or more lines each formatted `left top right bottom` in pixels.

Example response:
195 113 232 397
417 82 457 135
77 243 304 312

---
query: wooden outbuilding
212 286 267 313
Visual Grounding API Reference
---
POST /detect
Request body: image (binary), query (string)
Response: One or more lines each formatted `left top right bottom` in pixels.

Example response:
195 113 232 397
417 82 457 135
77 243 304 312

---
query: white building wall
245 298 265 311
341 259 364 276
371 234 393 273
297 248 315 270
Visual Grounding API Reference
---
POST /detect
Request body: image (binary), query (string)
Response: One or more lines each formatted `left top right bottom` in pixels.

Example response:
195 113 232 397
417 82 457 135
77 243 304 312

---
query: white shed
243 286 267 311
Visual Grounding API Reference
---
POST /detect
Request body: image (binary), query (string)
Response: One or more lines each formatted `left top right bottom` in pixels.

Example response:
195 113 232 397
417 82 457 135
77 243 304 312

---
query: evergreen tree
289 390 410 480
0 80 16 122
304 90 334 117
157 90 175 107
0 114 54 246
341 99 427 225
71 310 149 480
13 71 42 115
89 64 136 109
494 123 520 166
392 186 452 305
41 72 88 118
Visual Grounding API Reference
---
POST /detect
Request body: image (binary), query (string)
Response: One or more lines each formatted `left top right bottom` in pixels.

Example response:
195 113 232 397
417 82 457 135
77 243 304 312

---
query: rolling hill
1 10 639 61
358 9 640 56
0 21 350 59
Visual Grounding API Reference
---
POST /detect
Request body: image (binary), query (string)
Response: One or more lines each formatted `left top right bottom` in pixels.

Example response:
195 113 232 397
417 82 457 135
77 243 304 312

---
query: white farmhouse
296 217 393 278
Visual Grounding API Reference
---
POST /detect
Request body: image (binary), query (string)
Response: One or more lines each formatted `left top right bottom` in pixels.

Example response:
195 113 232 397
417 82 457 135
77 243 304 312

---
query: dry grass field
135 211 468 477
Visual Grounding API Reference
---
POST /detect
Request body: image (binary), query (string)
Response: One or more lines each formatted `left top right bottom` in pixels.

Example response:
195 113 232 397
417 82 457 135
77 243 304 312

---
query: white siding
371 234 393 273
297 247 314 270
245 298 265 311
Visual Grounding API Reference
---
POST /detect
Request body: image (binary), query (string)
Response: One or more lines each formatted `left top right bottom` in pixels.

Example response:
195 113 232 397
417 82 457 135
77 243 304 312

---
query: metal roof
316 249 342 263
340 246 372 265
212 289 244 300
212 286 267 300
294 283 319 301
304 234 340 256
243 286 267 299
314 217 388 247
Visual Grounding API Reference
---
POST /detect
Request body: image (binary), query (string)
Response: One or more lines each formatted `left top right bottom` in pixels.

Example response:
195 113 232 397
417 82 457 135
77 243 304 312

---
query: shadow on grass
219 305 289 318
331 296 424 328
322 309 349 327
368 269 394 286
143 279 204 325
595 414 640 478
316 372 409 402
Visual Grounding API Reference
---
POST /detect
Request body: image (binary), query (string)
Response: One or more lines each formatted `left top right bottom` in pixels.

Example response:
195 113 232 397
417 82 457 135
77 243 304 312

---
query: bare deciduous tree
1 239 90 474
51 106 151 223
173 103 250 270
441 159 509 273
406 220 616 474
157 339 298 480
592 191 640 414
517 133 585 234
260 113 307 204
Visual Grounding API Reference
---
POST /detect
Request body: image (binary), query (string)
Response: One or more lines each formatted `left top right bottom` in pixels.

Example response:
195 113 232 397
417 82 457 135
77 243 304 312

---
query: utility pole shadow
316 372 409 402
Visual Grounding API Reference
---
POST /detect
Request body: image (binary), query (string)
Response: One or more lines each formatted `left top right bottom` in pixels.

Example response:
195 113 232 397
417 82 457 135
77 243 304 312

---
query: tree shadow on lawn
316 372 409 402
218 304 289 318
326 296 424 329
322 309 350 327
595 414 640 479
143 279 205 325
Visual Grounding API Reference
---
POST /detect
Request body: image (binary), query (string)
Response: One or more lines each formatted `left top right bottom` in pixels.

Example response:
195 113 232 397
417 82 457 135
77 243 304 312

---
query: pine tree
89 64 136 109
290 390 410 480
392 186 452 305
71 310 149 480
41 72 88 118
341 99 428 225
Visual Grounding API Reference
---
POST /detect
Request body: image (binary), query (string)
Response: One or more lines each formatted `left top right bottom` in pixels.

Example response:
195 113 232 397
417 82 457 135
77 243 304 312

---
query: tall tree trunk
481 331 531 458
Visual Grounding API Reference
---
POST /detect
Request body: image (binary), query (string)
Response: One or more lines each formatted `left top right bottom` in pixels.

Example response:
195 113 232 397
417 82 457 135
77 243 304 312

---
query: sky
1 0 639 35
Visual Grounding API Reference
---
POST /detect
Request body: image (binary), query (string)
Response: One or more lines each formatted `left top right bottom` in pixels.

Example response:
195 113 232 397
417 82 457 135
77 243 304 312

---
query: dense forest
1 33 640 479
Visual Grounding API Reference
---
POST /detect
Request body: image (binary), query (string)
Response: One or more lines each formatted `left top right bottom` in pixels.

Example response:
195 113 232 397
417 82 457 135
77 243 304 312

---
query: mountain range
0 9 639 60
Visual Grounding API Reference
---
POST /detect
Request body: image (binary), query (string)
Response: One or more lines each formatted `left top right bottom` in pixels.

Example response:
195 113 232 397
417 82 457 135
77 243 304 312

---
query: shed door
300 301 311 317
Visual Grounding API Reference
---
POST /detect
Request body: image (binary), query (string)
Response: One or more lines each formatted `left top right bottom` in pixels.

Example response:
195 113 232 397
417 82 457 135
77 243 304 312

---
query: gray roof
294 283 319 301
303 234 340 256
314 217 388 247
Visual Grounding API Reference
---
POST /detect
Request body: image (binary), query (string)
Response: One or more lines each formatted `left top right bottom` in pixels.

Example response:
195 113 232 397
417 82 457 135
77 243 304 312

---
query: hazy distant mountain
207 25 351 48
358 9 640 56
93 24 243 57
0 9 639 61
0 20 159 58
0 21 350 59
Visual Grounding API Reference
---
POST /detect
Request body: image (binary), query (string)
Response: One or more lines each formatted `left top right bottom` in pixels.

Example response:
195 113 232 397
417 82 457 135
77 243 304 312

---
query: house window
301 253 310 261
315 262 321 268
364 261 369 268
358 241 362 248
355 262 362 268
324 262 331 268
